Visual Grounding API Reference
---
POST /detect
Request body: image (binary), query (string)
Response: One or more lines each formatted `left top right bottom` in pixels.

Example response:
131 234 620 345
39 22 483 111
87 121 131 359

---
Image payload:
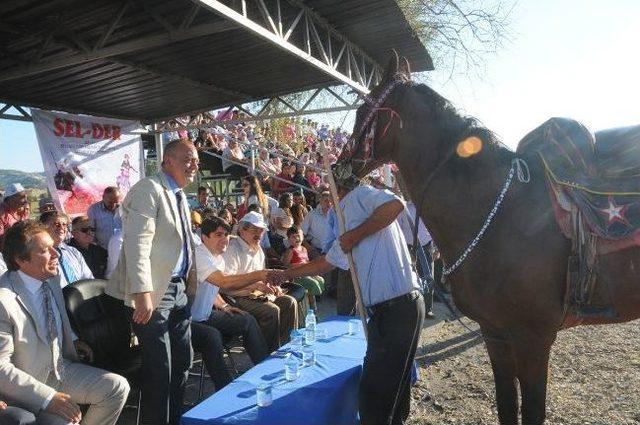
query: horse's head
337 51 412 179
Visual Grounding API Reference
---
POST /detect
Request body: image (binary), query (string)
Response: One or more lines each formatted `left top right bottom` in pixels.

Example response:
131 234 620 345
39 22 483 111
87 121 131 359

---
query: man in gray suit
107 139 199 425
0 220 130 424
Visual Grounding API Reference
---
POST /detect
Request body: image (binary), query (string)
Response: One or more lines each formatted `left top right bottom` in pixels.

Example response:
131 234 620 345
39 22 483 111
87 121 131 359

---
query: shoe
425 311 435 319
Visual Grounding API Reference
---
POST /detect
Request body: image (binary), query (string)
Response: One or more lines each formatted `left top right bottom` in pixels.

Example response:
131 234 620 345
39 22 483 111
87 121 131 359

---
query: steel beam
192 0 380 94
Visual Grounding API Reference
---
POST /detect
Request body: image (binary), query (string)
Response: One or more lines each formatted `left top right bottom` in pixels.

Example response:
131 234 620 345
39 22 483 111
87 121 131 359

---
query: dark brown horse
339 55 640 424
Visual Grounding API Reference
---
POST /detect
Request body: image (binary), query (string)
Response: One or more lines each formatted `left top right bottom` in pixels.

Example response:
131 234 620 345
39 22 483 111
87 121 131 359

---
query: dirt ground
408 309 640 424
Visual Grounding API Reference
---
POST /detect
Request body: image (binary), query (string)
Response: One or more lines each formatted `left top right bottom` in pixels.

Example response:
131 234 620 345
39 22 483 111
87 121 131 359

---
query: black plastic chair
63 279 142 425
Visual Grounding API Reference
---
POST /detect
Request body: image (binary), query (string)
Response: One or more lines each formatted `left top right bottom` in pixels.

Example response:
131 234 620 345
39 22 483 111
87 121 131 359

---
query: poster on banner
32 109 144 216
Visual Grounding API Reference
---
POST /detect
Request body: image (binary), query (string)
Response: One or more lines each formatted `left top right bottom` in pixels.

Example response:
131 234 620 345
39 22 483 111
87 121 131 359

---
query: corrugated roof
0 0 431 122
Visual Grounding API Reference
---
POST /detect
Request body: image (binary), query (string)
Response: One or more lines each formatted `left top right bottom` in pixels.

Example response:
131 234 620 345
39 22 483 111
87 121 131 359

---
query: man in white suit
0 220 129 424
107 139 199 425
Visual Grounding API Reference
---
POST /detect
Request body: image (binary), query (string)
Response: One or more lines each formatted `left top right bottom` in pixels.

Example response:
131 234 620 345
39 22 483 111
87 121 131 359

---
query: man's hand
0 400 6 410
266 269 289 286
45 392 82 423
224 305 245 315
132 292 154 324
74 340 94 363
339 230 360 252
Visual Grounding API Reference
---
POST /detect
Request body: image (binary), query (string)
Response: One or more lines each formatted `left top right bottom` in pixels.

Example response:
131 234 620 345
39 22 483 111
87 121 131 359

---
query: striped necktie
42 282 64 380
175 190 191 278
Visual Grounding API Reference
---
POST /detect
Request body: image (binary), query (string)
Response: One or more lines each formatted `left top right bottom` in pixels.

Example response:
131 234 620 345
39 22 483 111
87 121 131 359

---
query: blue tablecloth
182 316 367 425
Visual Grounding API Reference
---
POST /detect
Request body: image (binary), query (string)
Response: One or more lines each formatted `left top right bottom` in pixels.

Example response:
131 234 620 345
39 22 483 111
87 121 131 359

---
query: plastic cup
316 328 328 341
302 346 315 366
348 319 360 335
256 383 273 407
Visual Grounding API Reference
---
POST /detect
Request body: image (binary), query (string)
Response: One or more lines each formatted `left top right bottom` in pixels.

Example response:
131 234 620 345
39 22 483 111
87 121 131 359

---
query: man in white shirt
190 216 269 389
301 191 332 256
222 212 298 352
221 139 247 177
0 220 129 424
40 211 93 288
278 176 424 425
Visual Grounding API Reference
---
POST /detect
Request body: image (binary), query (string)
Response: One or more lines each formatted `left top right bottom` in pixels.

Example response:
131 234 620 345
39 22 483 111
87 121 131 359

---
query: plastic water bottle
304 309 317 344
284 353 299 381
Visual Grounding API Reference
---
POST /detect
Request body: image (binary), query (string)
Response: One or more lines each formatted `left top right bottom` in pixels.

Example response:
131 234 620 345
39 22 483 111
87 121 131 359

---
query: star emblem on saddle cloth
599 196 631 228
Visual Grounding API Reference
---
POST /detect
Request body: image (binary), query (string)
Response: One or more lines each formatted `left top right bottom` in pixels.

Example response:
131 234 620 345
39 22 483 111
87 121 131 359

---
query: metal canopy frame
155 86 362 132
0 0 431 125
193 0 381 95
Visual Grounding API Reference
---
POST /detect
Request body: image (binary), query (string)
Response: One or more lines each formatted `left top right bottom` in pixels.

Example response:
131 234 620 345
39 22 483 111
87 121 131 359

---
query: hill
0 169 47 191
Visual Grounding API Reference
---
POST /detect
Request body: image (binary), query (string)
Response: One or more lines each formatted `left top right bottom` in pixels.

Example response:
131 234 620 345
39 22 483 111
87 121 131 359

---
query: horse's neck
397 142 511 261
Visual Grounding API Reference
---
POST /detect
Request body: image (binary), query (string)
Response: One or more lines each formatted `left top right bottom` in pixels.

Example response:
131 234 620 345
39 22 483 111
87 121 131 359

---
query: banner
32 109 144 215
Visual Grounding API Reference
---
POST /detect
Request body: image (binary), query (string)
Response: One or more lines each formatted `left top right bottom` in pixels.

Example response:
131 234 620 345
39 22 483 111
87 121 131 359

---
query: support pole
319 141 368 339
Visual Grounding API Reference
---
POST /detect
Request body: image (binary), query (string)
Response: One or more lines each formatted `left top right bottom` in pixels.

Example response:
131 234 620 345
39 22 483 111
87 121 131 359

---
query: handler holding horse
277 172 424 425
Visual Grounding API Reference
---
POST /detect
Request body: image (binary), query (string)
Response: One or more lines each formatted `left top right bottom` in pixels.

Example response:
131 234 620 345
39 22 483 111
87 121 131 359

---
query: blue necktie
175 190 191 278
56 247 77 284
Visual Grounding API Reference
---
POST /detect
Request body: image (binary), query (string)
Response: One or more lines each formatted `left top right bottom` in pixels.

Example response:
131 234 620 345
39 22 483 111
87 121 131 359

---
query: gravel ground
408 315 640 424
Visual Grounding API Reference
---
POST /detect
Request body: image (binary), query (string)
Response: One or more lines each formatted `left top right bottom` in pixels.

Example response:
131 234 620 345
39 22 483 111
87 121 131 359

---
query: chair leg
225 346 239 375
136 389 142 425
198 360 207 401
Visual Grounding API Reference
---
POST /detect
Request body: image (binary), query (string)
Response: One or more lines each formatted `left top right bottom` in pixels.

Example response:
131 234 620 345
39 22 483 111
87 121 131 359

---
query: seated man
40 211 93 288
190 216 270 390
68 216 108 279
222 212 298 352
0 220 129 424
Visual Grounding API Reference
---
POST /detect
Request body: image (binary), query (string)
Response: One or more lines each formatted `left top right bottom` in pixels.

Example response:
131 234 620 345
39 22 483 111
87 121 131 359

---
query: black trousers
130 280 193 425
0 407 36 425
360 293 425 425
191 309 269 389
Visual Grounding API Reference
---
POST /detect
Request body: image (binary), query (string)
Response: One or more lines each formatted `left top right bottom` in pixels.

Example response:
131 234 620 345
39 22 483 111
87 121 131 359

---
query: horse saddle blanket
517 117 640 244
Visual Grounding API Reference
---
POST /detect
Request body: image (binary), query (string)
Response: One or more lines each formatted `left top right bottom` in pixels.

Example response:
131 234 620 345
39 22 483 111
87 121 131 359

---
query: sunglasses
79 227 96 234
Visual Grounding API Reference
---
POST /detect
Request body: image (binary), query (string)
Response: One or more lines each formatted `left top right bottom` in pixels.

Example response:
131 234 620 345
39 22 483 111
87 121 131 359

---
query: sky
2 0 639 172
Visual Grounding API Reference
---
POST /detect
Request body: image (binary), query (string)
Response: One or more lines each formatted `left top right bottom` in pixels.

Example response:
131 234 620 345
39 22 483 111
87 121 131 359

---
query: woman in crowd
238 175 269 220
290 190 309 226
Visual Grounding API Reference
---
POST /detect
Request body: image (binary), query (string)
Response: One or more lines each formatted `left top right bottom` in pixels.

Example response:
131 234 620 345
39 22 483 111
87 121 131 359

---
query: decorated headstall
339 75 407 169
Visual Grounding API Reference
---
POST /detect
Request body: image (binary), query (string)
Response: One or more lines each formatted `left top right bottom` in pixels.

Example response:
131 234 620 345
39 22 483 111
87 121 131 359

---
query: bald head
161 139 199 188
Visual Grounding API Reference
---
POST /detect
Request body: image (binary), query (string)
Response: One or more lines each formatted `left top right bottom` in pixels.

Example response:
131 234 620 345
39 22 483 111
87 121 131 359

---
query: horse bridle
340 75 406 169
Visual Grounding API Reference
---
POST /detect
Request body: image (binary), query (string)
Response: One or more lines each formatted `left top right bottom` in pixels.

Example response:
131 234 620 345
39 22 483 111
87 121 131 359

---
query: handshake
263 269 291 286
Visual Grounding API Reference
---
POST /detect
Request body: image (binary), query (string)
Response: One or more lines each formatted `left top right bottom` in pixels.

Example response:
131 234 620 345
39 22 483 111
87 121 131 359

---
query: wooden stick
319 141 369 339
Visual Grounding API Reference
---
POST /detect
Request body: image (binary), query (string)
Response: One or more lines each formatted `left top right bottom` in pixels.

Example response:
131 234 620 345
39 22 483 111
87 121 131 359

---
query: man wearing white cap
221 211 297 352
0 183 30 243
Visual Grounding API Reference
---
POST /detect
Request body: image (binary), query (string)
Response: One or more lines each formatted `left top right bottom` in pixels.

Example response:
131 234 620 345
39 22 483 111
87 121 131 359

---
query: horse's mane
411 83 514 164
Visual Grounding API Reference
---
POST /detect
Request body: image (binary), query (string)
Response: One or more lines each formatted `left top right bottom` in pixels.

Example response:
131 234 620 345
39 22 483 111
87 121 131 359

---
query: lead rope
441 158 529 280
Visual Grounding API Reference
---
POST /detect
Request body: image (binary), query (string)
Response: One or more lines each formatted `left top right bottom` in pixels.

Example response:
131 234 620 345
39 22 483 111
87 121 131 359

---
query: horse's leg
484 334 518 425
513 336 554 425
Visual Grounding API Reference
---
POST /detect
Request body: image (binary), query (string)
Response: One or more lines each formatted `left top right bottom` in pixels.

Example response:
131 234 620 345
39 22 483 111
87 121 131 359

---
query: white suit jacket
106 173 196 308
0 271 78 412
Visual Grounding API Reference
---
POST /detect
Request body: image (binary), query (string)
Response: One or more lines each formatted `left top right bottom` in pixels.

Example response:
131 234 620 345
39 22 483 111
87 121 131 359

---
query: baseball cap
238 211 267 229
4 183 28 198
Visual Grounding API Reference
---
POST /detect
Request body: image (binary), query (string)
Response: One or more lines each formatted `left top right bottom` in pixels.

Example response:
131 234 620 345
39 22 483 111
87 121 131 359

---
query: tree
397 0 515 80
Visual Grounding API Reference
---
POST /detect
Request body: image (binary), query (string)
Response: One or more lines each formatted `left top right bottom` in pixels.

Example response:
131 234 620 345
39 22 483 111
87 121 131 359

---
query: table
182 316 367 425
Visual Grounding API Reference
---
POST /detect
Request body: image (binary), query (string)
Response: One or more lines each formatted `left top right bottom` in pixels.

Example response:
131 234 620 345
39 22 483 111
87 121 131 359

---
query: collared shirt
87 201 121 249
192 244 224 322
56 243 94 288
322 208 339 254
397 202 432 247
301 206 330 250
221 236 265 297
105 228 123 279
325 185 420 307
0 256 6 275
162 172 192 278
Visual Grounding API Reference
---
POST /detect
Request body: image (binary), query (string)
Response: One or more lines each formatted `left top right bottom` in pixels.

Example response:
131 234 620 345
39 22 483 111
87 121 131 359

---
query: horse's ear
401 57 412 78
382 50 400 82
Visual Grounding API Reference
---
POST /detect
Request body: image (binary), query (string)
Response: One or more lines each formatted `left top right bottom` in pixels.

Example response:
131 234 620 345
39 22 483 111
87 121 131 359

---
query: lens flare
456 136 483 158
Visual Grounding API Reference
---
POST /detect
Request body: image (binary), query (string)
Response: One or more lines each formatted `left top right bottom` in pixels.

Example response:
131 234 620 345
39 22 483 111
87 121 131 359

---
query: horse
338 53 640 424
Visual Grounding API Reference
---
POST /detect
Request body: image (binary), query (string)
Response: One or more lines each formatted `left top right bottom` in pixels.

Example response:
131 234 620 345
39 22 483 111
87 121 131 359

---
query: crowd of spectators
0 116 345 424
